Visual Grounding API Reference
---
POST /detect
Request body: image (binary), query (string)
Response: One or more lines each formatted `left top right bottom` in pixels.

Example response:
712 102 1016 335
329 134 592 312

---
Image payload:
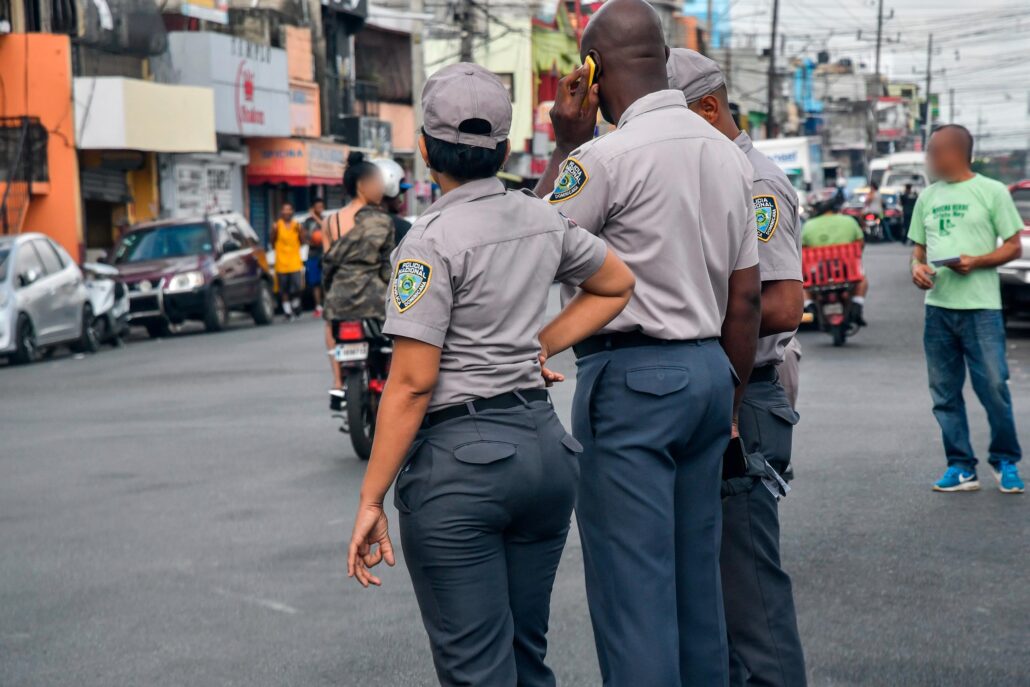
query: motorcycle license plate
822 303 844 316
335 342 369 362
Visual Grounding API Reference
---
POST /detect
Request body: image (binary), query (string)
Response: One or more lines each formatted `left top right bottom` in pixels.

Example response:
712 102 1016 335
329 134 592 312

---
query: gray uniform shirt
735 131 803 366
382 177 607 411
551 90 758 340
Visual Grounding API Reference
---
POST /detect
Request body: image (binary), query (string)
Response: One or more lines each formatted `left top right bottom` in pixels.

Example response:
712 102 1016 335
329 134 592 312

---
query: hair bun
347 151 366 166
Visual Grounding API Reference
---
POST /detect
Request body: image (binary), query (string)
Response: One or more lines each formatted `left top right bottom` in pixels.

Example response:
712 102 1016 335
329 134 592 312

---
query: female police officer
346 63 634 686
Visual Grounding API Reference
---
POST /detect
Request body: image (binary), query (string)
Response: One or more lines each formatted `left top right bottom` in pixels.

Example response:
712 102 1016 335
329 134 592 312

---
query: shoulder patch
753 195 780 242
549 158 589 204
392 259 432 313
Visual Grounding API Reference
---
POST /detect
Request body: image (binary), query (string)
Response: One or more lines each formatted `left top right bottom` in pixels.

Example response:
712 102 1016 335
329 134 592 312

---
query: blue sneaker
990 462 1025 494
932 466 980 492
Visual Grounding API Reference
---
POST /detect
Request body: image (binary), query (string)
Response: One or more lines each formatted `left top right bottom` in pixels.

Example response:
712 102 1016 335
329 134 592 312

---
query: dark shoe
329 389 345 412
852 302 867 327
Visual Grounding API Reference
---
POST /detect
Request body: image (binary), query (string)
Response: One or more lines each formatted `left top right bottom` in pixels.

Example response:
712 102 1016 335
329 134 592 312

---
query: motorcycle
802 242 865 347
82 262 130 347
861 213 885 242
331 319 392 460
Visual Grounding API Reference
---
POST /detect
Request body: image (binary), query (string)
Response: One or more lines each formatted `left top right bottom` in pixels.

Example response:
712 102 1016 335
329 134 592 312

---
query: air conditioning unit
336 116 392 154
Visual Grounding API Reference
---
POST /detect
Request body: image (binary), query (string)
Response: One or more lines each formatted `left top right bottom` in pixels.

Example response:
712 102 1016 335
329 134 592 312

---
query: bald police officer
346 63 635 687
535 2 762 684
669 48 807 687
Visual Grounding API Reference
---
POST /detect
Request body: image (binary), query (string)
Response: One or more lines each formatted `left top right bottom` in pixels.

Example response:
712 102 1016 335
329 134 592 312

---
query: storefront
156 32 291 226
74 76 217 253
245 138 348 245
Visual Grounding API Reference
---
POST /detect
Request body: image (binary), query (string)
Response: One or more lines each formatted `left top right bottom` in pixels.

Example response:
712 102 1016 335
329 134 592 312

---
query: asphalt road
1 243 1027 686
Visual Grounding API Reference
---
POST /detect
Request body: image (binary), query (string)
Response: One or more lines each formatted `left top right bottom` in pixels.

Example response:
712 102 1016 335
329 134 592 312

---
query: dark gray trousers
723 374 807 687
396 399 580 687
574 340 734 687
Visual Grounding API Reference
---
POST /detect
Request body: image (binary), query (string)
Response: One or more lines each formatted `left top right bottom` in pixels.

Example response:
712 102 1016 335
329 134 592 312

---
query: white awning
74 77 217 153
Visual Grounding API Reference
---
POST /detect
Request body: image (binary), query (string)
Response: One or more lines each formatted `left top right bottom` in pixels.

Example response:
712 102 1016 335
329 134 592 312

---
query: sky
721 0 1030 151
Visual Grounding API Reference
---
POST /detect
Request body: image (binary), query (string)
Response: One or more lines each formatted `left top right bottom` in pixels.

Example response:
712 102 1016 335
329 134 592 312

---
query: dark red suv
109 213 275 337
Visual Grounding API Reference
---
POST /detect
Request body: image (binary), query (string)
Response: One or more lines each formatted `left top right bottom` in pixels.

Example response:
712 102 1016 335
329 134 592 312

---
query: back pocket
625 366 690 397
453 441 517 465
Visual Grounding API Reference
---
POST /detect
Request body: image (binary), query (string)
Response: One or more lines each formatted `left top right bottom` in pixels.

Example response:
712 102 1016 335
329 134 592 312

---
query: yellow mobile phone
582 55 597 107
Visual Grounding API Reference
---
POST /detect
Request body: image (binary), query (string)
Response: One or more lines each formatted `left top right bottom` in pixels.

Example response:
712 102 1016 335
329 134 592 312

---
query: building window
0 117 48 185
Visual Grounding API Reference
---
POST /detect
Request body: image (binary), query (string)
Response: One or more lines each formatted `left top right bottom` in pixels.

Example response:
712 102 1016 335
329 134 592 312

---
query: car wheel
204 285 228 332
251 281 275 326
145 320 171 339
12 314 37 365
71 304 101 354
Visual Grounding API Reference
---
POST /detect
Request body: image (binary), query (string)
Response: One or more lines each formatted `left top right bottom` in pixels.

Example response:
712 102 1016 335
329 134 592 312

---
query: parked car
109 213 275 337
0 233 95 364
999 180 1030 320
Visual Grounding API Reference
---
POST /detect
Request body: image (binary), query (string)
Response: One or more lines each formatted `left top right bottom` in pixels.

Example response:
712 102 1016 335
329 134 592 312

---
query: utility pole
921 33 933 149
949 87 955 123
706 0 713 52
458 0 475 63
873 0 884 91
765 0 780 138
412 0 428 208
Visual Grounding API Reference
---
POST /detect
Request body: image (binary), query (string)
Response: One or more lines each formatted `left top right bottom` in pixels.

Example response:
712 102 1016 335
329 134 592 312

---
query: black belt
749 365 778 384
422 389 549 428
573 331 715 359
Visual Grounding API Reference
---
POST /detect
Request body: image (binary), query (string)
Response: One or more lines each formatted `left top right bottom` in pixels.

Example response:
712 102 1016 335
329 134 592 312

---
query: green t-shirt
801 213 864 247
907 174 1022 310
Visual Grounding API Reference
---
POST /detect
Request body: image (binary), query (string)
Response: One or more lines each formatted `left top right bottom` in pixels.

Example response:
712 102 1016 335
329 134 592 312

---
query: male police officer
535 2 761 684
669 48 807 687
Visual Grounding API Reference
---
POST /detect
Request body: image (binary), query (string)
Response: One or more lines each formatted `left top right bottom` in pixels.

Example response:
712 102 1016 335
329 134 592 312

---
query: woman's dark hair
343 151 378 198
422 119 507 182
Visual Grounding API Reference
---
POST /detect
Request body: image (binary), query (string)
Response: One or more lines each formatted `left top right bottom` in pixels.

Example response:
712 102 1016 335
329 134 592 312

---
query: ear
698 94 720 124
418 135 430 168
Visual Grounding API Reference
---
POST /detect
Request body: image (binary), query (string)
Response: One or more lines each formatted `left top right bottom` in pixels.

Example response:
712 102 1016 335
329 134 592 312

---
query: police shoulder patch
549 157 589 204
753 194 780 242
392 259 432 313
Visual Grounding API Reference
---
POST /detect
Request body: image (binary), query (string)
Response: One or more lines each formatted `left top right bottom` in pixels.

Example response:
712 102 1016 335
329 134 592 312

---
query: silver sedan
0 233 93 364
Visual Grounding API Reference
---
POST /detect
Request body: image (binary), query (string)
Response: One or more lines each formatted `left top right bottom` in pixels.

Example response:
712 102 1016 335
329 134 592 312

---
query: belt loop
466 400 477 416
513 390 529 406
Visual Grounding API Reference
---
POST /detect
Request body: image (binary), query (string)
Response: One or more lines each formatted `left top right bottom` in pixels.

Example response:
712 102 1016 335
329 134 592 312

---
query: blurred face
358 169 386 205
927 129 970 181
280 204 293 220
312 201 324 216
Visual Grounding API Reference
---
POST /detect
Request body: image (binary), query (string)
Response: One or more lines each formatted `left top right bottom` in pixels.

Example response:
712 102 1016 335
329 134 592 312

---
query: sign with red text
165 32 290 138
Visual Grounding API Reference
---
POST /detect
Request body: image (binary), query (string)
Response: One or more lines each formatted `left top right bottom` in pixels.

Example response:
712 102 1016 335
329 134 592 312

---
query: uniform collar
733 130 754 154
427 177 507 214
617 89 688 129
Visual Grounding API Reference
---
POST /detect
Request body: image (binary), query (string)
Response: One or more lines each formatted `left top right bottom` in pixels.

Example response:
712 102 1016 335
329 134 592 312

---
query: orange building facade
0 34 82 260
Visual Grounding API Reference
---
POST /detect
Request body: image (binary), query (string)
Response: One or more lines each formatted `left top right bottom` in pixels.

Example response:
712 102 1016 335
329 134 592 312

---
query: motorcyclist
371 158 413 247
801 197 869 326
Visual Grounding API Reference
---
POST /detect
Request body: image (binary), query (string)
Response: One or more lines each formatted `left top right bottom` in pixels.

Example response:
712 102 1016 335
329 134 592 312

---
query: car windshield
1012 188 1030 224
0 246 10 281
113 224 213 264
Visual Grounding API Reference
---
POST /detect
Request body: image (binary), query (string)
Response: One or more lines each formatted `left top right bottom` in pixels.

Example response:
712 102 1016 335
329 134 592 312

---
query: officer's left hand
347 502 395 588
951 254 979 275
538 351 565 386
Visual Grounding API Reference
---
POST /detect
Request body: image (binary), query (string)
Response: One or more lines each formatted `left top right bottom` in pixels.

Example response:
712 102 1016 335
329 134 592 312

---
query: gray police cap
422 62 512 149
667 48 726 103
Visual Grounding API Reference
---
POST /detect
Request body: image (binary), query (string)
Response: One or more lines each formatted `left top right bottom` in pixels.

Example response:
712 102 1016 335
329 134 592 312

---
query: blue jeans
923 306 1021 469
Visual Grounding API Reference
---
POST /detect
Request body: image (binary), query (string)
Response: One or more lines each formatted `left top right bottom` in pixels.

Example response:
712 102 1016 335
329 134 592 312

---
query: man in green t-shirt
801 198 869 324
908 124 1024 494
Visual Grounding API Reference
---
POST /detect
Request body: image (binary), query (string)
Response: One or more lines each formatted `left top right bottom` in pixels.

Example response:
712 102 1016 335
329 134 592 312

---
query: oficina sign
165 32 290 138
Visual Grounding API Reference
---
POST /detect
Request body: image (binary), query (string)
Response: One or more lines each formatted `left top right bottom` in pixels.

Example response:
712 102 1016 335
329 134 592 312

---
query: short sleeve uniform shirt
549 90 758 341
735 131 803 366
382 178 607 410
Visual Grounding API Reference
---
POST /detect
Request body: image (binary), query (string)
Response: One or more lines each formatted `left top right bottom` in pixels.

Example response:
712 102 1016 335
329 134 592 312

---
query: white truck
752 136 825 195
